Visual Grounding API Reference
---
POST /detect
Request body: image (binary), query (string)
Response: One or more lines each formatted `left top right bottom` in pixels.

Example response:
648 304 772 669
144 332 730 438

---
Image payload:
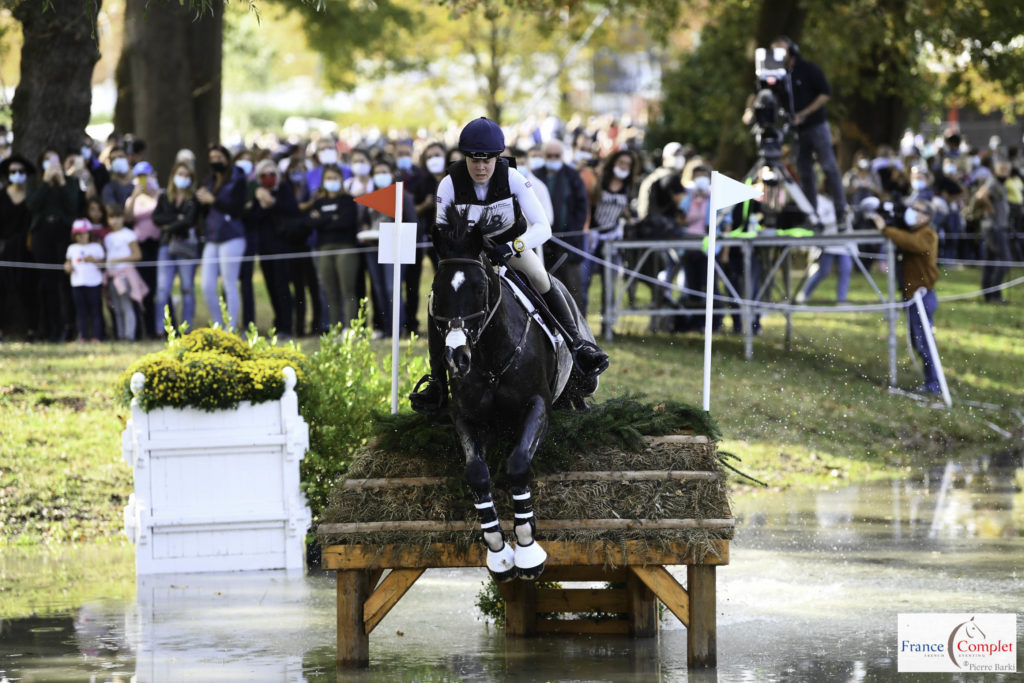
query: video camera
750 47 794 159
857 196 911 230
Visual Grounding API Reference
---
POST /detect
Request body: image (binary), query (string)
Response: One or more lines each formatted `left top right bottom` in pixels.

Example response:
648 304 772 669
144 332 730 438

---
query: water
2 463 1022 682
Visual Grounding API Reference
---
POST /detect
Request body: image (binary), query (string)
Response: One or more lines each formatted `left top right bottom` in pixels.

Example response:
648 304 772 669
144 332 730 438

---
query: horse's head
431 206 500 380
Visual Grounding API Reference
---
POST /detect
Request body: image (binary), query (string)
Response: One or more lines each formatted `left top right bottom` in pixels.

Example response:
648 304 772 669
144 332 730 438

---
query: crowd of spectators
0 116 1020 343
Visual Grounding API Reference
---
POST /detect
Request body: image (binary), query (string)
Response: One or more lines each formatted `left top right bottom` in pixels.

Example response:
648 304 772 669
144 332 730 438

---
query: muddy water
1 463 1021 682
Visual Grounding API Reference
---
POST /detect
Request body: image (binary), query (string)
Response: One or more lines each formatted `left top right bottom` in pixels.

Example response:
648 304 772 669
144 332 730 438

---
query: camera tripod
743 135 822 231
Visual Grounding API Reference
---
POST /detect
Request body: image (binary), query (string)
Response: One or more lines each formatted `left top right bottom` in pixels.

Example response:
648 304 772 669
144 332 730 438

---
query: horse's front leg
506 395 549 581
458 417 516 582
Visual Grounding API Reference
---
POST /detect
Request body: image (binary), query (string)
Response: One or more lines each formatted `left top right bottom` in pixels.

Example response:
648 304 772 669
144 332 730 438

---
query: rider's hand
484 241 514 264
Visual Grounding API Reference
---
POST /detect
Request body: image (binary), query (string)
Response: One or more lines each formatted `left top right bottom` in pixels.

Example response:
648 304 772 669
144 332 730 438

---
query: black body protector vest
448 157 528 245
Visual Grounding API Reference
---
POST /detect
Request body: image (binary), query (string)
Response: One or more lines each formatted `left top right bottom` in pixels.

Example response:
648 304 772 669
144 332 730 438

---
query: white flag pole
390 181 404 414
702 174 721 413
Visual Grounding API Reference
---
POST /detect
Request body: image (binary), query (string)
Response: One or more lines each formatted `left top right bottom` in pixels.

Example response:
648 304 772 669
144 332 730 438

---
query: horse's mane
434 204 503 259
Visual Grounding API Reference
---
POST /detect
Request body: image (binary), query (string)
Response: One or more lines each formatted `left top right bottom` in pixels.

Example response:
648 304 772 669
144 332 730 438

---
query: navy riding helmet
458 117 504 159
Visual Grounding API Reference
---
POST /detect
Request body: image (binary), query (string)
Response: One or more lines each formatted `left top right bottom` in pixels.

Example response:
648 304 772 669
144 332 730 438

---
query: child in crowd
64 218 105 342
103 204 146 340
85 197 111 244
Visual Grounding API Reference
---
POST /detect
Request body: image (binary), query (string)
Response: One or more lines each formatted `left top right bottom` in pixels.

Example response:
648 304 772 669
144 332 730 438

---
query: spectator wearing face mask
359 158 416 337
531 139 590 308
637 141 686 221
973 160 1013 304
125 161 162 338
196 143 247 329
246 159 301 337
0 153 37 338
307 140 345 194
28 149 80 341
393 140 424 194
101 147 133 209
152 161 200 335
908 166 934 204
233 149 260 329
843 151 883 209
307 165 362 328
673 166 729 332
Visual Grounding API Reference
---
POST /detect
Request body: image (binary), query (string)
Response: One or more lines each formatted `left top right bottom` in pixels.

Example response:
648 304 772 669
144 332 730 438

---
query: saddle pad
499 268 574 402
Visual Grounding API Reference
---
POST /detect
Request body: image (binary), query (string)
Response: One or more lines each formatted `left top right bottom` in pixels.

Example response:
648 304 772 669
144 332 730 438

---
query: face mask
396 156 413 171
425 156 446 174
545 160 563 173
672 156 686 170
318 149 338 166
42 159 53 172
111 158 130 175
943 164 957 176
289 171 305 185
528 157 545 172
693 176 711 193
352 162 371 177
323 179 342 193
81 146 92 161
903 207 918 227
857 159 870 170
613 166 631 180
210 161 227 174
9 172 26 185
235 159 253 176
911 179 927 191
575 151 592 164
970 156 981 169
773 47 788 62
173 175 192 189
373 172 393 188
260 175 277 189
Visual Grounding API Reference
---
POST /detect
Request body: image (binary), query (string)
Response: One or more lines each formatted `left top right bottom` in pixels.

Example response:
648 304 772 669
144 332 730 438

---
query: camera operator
771 36 847 227
867 198 942 396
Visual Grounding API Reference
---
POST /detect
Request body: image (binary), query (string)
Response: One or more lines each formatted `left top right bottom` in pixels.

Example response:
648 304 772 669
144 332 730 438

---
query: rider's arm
509 169 551 251
434 175 454 225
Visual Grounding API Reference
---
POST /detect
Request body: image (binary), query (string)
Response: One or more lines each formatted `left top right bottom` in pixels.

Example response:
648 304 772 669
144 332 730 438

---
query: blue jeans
71 285 103 340
796 122 846 220
907 288 939 392
200 237 246 329
803 251 852 302
154 244 197 335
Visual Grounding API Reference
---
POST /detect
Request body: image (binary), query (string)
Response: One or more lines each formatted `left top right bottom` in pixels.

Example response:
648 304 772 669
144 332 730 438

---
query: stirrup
572 340 610 377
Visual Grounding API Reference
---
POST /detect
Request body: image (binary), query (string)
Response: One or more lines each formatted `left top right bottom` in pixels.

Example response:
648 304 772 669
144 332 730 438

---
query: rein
434 256 528 385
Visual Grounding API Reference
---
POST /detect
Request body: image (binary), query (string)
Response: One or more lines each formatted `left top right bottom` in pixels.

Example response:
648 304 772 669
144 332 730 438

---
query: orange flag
354 184 397 217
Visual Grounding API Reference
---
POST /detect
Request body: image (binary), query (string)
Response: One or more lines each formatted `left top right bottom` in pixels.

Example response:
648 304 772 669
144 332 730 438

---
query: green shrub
296 304 429 524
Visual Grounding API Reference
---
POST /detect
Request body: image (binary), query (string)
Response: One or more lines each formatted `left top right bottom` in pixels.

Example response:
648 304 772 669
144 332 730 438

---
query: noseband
433 257 502 346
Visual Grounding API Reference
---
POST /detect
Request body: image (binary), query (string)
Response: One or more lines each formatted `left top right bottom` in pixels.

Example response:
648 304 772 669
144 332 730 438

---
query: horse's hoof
514 541 547 581
486 544 517 583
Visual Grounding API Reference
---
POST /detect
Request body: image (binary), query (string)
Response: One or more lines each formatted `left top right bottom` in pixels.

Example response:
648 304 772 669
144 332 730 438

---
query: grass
0 261 1020 616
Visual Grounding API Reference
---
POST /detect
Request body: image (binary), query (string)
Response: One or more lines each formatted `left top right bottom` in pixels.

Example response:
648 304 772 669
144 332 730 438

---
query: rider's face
467 156 497 184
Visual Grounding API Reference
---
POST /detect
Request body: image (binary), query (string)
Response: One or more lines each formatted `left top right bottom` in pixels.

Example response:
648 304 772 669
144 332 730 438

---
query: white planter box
122 367 311 574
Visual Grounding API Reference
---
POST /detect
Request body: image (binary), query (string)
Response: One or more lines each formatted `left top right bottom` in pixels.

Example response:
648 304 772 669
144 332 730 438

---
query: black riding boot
409 319 448 414
542 288 610 377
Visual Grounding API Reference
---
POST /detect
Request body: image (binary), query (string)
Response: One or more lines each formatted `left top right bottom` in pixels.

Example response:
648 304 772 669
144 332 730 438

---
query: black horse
428 208 597 581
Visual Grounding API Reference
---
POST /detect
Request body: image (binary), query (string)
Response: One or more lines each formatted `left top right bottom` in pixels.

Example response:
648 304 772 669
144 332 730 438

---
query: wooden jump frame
322 535 729 670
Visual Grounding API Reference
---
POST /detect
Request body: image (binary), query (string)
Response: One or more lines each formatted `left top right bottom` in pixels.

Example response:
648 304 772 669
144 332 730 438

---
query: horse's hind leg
460 418 516 582
506 396 549 581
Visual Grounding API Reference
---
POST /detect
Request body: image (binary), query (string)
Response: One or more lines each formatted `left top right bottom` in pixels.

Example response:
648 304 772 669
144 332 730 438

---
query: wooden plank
363 568 425 635
687 565 718 669
342 476 448 489
644 434 706 444
336 570 370 668
630 565 689 628
368 569 384 590
318 518 735 534
540 566 630 583
627 571 658 637
340 470 720 489
498 580 537 636
536 618 631 635
535 587 629 614
322 540 729 570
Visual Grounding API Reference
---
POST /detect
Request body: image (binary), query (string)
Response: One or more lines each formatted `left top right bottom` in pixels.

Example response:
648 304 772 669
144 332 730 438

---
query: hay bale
319 399 733 561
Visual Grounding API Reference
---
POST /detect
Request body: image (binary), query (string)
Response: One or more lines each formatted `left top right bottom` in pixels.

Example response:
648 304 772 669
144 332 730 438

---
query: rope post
391 181 404 415
912 288 952 408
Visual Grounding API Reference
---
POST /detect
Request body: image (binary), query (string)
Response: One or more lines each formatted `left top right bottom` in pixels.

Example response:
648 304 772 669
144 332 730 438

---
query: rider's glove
484 241 514 264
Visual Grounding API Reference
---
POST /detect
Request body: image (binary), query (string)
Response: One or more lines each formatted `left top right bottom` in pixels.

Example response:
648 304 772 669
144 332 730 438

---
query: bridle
432 257 502 347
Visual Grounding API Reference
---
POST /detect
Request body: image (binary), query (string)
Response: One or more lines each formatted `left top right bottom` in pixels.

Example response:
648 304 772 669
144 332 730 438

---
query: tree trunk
118 0 223 180
11 0 101 162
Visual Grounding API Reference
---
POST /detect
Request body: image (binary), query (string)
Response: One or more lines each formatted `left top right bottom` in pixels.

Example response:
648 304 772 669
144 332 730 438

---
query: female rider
410 117 609 414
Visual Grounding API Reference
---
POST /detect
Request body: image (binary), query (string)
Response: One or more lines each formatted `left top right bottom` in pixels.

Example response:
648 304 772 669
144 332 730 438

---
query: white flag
710 171 763 217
